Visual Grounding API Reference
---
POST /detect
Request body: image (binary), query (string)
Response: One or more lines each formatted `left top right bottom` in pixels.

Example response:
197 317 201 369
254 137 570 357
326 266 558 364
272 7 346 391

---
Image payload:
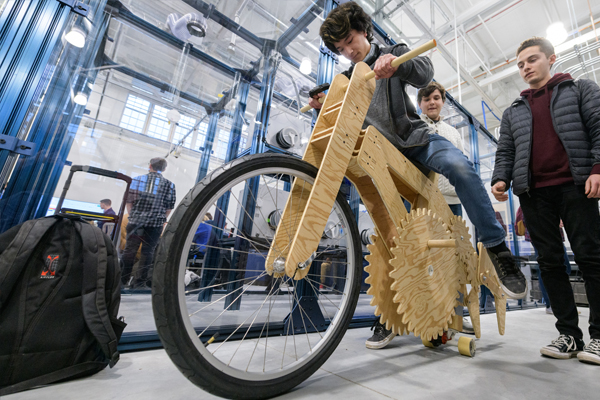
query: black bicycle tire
152 153 362 399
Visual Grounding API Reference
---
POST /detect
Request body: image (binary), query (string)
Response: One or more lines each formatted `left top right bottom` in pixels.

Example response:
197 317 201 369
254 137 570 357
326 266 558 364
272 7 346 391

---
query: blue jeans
402 135 506 247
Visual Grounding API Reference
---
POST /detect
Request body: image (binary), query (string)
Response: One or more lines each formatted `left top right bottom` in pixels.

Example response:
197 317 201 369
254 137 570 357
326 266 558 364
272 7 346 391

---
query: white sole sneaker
540 346 581 359
577 351 600 365
365 333 396 349
500 280 528 300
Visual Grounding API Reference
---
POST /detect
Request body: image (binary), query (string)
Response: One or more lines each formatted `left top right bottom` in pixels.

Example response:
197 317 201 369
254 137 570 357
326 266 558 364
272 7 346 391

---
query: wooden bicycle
152 39 507 400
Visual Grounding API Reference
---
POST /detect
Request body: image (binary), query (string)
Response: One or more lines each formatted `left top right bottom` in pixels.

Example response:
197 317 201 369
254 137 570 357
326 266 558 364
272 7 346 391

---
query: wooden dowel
427 239 457 248
301 39 436 113
364 39 437 81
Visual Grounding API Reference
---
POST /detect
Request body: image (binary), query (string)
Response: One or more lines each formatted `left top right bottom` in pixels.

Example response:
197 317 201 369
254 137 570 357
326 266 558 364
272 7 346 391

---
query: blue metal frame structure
0 0 534 348
0 0 111 232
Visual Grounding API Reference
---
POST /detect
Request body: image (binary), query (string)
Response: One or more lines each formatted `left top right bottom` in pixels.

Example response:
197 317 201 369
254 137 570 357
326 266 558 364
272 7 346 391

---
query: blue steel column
198 79 251 302
0 0 72 175
224 41 280 310
195 110 221 183
0 0 110 232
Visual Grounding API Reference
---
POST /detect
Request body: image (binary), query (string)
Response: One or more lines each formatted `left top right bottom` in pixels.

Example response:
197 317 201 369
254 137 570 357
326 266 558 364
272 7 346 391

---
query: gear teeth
388 208 464 341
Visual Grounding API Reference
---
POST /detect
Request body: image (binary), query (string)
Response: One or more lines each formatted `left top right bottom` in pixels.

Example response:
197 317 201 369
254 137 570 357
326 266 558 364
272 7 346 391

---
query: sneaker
490 251 528 299
540 334 584 359
365 320 397 349
461 317 475 334
546 306 553 315
578 339 600 365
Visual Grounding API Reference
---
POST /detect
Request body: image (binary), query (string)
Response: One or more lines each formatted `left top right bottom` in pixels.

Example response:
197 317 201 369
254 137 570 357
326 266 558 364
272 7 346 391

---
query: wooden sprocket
389 209 464 341
449 216 474 264
365 234 408 335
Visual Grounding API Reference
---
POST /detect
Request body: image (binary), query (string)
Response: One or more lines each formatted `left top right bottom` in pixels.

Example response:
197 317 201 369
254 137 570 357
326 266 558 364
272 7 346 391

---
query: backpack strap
0 361 106 396
78 223 121 367
0 217 61 310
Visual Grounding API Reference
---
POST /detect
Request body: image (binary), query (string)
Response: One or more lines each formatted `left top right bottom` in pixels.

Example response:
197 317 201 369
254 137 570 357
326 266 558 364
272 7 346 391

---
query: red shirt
521 73 574 188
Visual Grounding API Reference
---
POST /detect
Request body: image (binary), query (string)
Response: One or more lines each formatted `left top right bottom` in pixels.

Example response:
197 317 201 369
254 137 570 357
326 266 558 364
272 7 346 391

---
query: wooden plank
477 243 506 335
283 62 376 279
265 72 352 272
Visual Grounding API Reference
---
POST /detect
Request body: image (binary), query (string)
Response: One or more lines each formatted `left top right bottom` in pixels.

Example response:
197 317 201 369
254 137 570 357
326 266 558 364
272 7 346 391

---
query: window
146 105 171 141
120 95 150 133
215 129 230 159
173 114 196 148
196 122 208 150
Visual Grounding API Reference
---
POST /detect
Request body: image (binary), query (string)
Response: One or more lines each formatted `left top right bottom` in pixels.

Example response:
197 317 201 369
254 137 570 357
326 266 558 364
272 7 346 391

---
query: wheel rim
171 163 358 381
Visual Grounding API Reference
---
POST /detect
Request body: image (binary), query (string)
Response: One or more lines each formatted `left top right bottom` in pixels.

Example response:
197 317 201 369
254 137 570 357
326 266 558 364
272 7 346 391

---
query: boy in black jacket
310 2 527 349
492 36 600 364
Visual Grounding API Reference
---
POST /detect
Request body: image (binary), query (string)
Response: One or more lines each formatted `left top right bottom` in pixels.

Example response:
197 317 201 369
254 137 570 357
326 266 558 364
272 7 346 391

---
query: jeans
520 184 600 339
448 204 462 217
121 224 163 287
534 246 572 308
402 135 506 247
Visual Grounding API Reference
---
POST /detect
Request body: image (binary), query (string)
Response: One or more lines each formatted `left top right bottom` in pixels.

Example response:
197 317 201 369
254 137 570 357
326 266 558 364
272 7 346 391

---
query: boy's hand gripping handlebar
300 39 437 113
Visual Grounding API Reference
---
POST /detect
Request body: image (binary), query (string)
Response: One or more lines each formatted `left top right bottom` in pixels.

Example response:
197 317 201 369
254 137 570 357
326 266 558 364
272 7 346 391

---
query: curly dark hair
320 2 374 55
417 82 446 104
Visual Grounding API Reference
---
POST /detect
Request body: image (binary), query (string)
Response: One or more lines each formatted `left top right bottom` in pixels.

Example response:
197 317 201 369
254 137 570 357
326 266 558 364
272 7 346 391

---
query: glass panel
173 114 196 148
119 94 150 133
146 105 171 141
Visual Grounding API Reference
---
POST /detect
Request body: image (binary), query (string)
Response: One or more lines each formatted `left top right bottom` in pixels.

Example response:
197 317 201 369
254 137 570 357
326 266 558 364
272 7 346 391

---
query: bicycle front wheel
152 153 362 399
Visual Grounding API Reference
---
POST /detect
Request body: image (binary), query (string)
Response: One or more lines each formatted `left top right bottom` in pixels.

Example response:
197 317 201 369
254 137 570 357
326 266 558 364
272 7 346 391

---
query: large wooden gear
365 235 408 335
388 209 464 341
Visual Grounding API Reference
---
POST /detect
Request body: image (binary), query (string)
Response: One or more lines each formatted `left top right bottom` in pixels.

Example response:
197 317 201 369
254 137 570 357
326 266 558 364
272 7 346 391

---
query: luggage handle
55 165 132 244
70 165 132 184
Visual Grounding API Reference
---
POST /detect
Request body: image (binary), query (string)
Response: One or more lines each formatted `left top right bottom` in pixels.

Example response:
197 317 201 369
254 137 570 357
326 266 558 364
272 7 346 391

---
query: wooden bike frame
265 43 507 338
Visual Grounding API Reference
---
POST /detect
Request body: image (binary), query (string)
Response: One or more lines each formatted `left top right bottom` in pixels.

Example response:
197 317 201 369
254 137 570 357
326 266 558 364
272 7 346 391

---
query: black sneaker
490 251 527 299
365 320 397 349
577 339 600 365
540 334 584 359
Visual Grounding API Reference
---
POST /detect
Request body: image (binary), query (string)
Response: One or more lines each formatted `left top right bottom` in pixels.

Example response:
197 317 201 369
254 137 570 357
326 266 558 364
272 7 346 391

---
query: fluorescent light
74 92 88 106
300 57 312 75
555 30 598 53
132 85 153 95
305 42 320 53
65 27 86 48
546 22 568 46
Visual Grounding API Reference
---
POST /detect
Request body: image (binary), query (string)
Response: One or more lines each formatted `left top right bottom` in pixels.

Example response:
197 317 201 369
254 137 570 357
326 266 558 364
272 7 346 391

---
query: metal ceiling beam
276 0 324 50
180 0 265 50
106 0 238 78
102 56 215 112
400 3 503 116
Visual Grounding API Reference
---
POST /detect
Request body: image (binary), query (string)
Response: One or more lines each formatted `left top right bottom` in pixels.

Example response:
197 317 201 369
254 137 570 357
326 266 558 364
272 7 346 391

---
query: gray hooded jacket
491 78 600 196
340 43 434 150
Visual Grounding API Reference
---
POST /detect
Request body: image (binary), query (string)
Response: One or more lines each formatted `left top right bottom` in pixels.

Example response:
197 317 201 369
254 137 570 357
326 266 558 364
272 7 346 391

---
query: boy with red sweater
492 37 600 364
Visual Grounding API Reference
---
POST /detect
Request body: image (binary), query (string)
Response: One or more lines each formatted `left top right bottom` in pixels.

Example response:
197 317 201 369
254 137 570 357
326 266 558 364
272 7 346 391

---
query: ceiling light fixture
300 57 312 75
73 92 88 106
65 27 86 48
546 22 568 46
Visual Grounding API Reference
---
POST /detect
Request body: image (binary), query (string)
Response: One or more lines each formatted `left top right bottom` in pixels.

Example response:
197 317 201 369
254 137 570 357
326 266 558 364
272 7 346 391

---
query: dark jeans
121 224 163 287
448 204 462 217
534 246 571 308
520 184 600 339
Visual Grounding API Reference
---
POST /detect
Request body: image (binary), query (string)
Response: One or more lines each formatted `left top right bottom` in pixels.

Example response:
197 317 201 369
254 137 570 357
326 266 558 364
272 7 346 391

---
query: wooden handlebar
301 39 437 113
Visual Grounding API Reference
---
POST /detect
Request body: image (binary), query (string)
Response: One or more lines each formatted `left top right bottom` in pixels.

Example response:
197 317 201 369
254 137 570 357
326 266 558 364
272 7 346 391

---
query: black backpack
0 215 127 395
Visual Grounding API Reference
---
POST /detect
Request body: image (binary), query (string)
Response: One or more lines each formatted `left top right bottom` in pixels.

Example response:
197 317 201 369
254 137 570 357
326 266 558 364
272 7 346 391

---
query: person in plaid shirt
121 157 176 289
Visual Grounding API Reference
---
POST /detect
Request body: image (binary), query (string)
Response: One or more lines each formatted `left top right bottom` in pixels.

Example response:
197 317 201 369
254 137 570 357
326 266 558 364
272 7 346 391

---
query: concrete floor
6 307 598 400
